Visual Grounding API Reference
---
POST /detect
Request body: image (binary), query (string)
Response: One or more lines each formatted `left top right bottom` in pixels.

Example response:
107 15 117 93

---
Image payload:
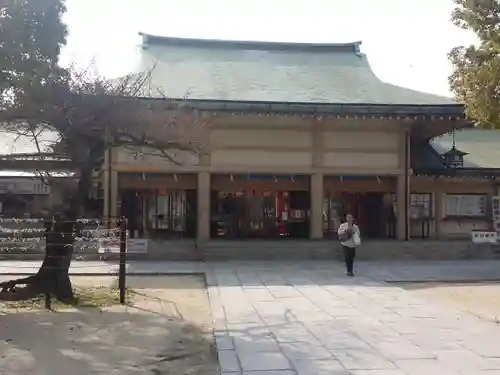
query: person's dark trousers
342 245 356 274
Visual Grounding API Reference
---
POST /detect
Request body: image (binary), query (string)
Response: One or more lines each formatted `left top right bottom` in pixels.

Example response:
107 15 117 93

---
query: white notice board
98 238 148 254
445 194 486 217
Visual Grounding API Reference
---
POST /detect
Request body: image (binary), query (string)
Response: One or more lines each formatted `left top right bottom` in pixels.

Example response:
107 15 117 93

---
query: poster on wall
410 194 431 219
492 196 500 219
490 196 500 235
445 194 486 217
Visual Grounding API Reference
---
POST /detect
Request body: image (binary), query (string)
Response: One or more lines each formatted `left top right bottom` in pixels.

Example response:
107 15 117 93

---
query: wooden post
310 173 324 239
118 218 127 305
44 292 51 310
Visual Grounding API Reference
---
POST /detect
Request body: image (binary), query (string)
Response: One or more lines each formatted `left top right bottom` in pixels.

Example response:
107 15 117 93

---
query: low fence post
118 217 127 304
44 292 51 309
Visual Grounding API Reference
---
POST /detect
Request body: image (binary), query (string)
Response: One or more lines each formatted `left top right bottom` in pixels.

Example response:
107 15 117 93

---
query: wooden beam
411 120 472 139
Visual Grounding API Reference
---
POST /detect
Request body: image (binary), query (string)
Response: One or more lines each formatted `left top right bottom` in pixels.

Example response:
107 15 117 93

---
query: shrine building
102 33 500 255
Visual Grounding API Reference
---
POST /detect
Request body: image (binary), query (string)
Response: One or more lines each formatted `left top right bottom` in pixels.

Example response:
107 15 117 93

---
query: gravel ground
0 275 218 375
401 281 500 323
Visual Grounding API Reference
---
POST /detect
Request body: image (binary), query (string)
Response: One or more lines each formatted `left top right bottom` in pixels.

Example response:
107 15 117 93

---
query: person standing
337 213 361 277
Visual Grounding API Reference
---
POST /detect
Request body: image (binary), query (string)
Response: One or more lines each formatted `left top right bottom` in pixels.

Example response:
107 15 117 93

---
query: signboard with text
471 231 497 244
98 238 148 254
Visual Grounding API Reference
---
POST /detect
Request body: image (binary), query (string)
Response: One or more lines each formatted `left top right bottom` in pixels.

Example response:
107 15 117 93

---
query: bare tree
0 66 210 303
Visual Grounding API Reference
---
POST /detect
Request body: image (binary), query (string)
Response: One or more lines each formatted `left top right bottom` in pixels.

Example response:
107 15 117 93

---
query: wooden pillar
434 186 444 239
493 179 500 232
310 118 324 239
396 175 406 240
396 129 410 240
111 170 118 219
197 172 210 242
310 173 324 239
103 146 119 227
103 169 119 222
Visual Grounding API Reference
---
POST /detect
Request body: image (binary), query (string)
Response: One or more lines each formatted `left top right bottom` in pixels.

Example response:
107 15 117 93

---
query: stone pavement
204 262 500 375
0 260 205 275
0 260 499 281
2 260 500 374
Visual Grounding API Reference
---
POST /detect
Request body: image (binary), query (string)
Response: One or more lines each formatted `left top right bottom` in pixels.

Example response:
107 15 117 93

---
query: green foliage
449 0 500 127
0 0 68 100
0 0 207 215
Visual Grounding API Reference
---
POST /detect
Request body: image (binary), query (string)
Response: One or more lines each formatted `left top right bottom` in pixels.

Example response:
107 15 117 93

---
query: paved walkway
2 260 500 374
1 260 499 281
204 262 500 375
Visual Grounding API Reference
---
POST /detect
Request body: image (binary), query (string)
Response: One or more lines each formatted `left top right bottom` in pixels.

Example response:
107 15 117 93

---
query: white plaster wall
115 147 199 167
210 129 312 148
210 150 312 167
323 152 399 169
323 131 400 151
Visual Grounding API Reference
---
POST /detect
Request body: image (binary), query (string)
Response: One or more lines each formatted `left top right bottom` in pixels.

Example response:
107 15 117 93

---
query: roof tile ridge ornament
139 32 362 53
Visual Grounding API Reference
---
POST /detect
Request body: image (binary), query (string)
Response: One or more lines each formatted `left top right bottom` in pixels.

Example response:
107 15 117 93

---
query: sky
60 0 477 98
0 0 479 173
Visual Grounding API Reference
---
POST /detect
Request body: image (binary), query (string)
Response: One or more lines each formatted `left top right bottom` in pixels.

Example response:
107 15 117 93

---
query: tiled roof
411 139 445 171
134 34 456 105
0 130 60 176
0 130 57 155
431 129 500 169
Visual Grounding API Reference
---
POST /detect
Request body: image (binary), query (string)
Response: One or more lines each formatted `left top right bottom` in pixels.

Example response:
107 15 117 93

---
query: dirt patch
400 281 500 323
0 275 218 375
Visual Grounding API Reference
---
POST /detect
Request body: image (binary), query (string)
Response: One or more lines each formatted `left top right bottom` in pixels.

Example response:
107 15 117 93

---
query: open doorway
363 193 384 238
341 192 395 239
210 189 310 239
120 189 197 239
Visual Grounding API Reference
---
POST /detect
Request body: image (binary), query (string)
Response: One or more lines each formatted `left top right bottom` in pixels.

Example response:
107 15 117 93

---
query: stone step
0 240 497 261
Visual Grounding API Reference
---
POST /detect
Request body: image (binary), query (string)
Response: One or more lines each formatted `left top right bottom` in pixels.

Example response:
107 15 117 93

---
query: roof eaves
414 167 500 176
140 97 465 118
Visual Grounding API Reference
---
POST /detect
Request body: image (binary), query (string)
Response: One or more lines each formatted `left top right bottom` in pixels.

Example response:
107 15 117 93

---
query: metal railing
0 217 128 308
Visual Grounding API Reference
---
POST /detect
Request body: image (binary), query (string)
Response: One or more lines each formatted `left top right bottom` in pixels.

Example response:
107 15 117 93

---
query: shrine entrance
118 173 198 239
341 192 396 239
210 174 310 239
323 176 397 239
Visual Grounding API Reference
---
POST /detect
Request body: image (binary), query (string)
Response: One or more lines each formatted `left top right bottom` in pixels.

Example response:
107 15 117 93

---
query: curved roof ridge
139 32 362 53
133 33 457 105
329 51 454 103
380 78 455 102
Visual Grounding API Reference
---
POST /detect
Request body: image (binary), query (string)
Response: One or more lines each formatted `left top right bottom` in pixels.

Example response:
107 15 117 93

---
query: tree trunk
38 219 75 301
0 218 75 303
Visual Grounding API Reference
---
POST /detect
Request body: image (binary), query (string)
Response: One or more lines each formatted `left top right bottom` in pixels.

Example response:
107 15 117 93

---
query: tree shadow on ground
0 298 218 375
